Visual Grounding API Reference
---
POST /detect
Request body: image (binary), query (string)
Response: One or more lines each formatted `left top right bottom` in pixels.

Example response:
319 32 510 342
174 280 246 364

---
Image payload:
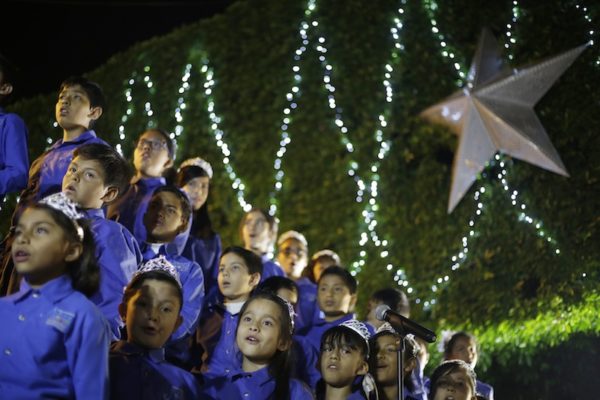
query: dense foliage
4 0 599 397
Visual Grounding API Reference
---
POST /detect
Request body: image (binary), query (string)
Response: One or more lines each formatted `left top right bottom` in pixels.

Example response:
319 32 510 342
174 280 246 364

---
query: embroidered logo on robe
46 307 75 332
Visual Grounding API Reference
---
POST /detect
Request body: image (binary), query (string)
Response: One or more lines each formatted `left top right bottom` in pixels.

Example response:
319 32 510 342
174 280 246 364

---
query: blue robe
109 341 201 400
0 275 110 399
106 176 165 244
84 208 142 338
202 365 314 399
0 107 29 201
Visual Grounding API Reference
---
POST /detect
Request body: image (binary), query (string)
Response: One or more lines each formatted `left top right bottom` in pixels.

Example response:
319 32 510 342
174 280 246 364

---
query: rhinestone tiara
135 255 182 289
40 192 85 240
277 230 308 247
178 157 213 179
340 319 371 342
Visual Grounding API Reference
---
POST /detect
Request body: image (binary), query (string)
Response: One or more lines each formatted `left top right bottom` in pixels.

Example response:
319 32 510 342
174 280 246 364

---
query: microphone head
375 304 391 321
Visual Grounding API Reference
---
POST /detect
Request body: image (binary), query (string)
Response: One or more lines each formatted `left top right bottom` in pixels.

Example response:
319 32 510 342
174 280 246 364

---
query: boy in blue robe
61 143 142 338
0 76 108 295
110 257 201 399
107 128 174 244
0 54 29 203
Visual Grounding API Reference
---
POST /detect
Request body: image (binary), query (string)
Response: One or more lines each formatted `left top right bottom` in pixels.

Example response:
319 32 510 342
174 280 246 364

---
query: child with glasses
107 128 175 245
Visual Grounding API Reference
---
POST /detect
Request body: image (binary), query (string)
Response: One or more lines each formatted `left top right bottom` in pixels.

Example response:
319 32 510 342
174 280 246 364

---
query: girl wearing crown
0 192 110 399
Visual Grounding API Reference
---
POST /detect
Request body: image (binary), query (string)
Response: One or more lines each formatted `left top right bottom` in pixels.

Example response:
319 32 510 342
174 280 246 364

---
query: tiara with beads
311 249 341 264
278 295 296 334
134 255 182 289
340 320 372 354
277 230 308 247
178 157 213 179
40 192 85 241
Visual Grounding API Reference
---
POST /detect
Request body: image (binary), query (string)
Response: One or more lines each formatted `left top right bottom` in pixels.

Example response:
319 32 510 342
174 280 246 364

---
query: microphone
375 304 437 343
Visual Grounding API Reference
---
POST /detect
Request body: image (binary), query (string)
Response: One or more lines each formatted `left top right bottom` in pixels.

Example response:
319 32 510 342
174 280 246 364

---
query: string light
574 3 599 65
421 0 468 84
504 0 520 61
199 62 253 212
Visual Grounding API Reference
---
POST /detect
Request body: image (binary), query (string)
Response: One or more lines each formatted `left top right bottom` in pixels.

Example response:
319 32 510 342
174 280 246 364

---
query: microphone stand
397 334 405 400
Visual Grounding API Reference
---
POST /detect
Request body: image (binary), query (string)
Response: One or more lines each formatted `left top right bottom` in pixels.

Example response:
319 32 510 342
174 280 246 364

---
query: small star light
420 28 589 212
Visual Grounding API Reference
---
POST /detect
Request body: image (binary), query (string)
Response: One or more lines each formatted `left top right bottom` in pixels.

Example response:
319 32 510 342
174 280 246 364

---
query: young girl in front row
428 360 478 400
0 192 110 399
202 291 314 399
317 320 377 400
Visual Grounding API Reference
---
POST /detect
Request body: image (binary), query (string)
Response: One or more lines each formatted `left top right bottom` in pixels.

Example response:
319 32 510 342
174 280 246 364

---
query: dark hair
319 265 357 294
317 324 369 396
139 128 176 160
73 143 132 202
372 288 410 318
237 291 294 400
304 250 340 283
257 276 298 296
59 76 105 128
151 185 192 227
0 53 19 105
238 208 278 251
221 246 263 276
122 270 183 311
429 360 477 400
370 330 420 389
175 165 214 239
27 203 99 297
443 331 477 359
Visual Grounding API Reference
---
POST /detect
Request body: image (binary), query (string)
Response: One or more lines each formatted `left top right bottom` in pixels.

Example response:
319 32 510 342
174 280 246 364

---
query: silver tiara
40 192 85 241
278 295 296 334
135 255 182 289
375 322 397 335
277 230 308 247
341 319 371 342
178 157 213 179
311 249 341 264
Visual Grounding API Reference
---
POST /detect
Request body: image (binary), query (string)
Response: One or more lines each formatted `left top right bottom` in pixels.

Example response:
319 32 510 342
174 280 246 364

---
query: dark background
1 0 237 99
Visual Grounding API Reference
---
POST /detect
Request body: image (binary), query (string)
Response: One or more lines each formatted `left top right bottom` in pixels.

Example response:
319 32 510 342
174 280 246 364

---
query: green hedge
4 0 599 397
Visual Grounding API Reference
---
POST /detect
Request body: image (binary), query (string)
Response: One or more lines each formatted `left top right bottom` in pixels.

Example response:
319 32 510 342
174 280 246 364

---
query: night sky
1 0 237 99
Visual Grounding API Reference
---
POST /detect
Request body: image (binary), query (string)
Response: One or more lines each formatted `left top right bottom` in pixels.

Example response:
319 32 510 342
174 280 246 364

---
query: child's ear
64 242 83 263
88 106 103 121
277 336 292 352
177 216 189 234
248 272 261 288
356 360 369 376
349 293 358 310
0 82 13 96
100 186 119 204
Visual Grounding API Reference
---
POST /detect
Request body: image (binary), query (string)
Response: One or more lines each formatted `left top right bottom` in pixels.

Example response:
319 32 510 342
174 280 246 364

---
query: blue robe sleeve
0 113 29 196
92 221 142 338
173 259 205 339
65 305 111 400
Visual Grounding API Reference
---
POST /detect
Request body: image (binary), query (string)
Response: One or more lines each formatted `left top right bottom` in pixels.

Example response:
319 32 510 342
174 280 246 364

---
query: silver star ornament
420 28 589 212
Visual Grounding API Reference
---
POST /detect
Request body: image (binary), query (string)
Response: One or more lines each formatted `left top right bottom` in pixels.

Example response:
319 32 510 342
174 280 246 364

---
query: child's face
320 338 368 388
181 176 210 211
318 274 356 320
55 84 99 131
433 370 475 400
133 130 172 178
218 252 259 302
144 191 186 243
448 337 478 368
371 334 409 386
121 279 182 350
242 211 272 253
62 156 114 209
277 238 308 279
236 298 289 368
11 208 81 285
